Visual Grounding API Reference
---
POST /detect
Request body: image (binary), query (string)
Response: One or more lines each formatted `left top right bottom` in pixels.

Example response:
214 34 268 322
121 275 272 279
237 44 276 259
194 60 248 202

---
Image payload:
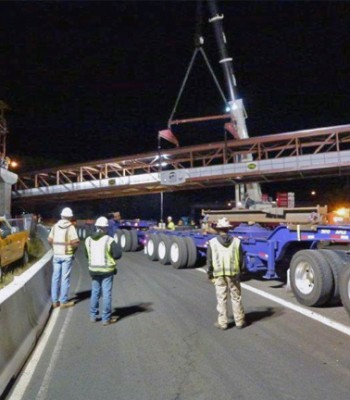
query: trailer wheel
130 229 139 252
146 234 160 261
184 237 197 268
318 249 347 304
120 229 132 252
114 229 122 245
158 234 171 265
170 237 188 269
290 250 334 307
339 267 350 316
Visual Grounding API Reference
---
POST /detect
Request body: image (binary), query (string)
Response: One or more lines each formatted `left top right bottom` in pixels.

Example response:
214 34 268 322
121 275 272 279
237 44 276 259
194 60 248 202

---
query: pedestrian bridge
12 124 350 205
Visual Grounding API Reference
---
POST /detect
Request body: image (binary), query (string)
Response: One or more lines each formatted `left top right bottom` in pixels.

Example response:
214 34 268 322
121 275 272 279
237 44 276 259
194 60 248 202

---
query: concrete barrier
0 226 52 396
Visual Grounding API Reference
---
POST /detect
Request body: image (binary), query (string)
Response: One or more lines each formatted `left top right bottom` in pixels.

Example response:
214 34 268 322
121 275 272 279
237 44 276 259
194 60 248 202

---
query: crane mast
207 0 262 205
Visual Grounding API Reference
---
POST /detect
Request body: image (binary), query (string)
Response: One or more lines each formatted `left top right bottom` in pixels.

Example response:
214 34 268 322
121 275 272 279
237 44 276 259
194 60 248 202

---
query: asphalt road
5 246 350 400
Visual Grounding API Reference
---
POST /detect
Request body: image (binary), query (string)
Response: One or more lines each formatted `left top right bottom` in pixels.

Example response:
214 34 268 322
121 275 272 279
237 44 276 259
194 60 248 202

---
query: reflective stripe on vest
209 236 240 277
85 235 116 274
52 224 74 255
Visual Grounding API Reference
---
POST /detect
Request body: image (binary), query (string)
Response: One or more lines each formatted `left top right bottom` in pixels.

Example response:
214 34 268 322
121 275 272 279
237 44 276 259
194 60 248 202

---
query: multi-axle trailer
108 219 350 314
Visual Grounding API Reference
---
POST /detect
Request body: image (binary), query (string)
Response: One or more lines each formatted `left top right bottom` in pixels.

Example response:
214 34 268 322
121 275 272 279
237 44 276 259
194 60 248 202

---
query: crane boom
207 0 262 204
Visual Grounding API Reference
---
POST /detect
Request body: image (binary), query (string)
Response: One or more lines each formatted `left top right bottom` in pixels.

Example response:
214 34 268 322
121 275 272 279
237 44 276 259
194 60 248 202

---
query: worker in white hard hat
48 207 80 309
166 216 175 230
206 217 246 330
85 216 122 326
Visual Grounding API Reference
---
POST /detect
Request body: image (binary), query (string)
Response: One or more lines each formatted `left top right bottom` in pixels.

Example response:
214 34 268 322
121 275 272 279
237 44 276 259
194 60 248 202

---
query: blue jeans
90 274 114 322
51 256 74 304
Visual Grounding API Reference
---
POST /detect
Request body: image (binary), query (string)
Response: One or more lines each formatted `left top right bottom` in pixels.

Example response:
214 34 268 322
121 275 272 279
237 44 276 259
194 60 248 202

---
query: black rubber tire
169 237 188 269
120 229 132 252
130 229 139 252
183 236 197 268
318 249 348 304
290 250 334 307
158 234 171 265
339 267 350 317
113 229 122 245
146 234 160 261
87 224 94 236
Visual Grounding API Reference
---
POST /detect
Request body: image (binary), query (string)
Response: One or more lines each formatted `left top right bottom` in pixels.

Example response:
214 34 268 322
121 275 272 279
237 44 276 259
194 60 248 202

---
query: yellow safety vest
85 235 116 274
209 236 241 277
167 221 175 230
50 224 77 256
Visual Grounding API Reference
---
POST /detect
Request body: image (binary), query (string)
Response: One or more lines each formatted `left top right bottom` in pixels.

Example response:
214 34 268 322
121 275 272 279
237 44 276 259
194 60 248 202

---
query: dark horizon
2 1 350 218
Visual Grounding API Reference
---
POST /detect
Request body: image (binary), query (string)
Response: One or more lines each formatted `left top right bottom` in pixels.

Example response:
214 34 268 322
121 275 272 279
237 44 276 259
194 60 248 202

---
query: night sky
1 1 350 218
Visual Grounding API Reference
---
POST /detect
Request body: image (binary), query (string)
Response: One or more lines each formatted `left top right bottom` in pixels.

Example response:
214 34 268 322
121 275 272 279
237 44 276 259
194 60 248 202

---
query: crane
207 0 262 205
160 1 262 208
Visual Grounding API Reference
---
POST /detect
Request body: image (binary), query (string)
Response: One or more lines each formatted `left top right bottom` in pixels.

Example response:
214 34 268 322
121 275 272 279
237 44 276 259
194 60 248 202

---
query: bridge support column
0 167 17 216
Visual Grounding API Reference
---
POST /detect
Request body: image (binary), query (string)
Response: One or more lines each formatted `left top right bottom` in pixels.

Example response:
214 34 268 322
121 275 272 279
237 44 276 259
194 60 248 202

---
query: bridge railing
13 124 350 191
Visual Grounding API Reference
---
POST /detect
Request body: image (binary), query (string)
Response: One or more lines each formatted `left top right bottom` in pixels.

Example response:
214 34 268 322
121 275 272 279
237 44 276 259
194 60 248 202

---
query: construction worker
48 207 80 309
206 217 246 330
166 216 175 230
108 211 121 237
85 216 122 326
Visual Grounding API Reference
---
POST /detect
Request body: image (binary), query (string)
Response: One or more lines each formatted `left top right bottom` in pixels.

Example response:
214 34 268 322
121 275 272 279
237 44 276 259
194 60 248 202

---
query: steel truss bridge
12 124 350 205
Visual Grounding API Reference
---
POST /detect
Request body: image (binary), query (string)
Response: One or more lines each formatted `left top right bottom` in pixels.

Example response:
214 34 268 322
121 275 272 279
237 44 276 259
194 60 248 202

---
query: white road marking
35 258 84 400
196 267 350 337
36 308 74 400
8 258 84 400
7 309 60 400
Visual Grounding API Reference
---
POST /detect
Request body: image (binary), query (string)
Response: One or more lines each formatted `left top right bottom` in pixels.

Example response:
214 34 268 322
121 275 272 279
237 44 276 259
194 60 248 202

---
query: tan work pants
214 276 245 327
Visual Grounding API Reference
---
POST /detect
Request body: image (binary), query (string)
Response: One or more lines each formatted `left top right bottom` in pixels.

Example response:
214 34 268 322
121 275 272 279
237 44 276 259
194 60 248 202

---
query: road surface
5 246 350 400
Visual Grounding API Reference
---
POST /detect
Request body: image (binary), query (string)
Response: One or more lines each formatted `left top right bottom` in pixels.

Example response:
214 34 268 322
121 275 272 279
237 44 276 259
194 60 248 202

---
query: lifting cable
167 0 227 128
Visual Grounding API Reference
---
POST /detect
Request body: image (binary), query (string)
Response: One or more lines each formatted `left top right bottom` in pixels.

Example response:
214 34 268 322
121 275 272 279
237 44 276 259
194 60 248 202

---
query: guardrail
0 225 52 396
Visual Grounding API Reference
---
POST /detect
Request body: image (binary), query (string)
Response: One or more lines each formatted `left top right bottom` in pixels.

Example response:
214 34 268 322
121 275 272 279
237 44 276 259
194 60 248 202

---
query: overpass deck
12 124 350 204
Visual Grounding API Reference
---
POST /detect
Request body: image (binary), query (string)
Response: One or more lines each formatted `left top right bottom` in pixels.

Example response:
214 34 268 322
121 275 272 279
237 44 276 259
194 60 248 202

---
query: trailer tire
120 229 132 252
184 237 197 268
130 229 139 252
318 249 347 304
290 250 334 307
339 267 350 316
158 234 171 265
146 234 160 261
170 237 188 269
114 229 122 245
86 226 92 238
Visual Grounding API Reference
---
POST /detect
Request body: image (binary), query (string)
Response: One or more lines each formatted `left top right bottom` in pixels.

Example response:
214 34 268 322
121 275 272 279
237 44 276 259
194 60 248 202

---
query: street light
9 160 18 169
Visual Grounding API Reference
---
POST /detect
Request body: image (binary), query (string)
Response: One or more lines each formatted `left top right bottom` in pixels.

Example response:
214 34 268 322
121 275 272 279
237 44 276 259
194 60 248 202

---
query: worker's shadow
240 307 282 328
73 290 91 303
112 302 153 321
73 292 153 320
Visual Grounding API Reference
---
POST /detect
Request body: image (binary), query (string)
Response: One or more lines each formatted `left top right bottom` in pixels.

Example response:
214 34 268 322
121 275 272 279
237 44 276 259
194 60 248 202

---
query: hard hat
167 216 172 221
95 216 109 227
216 217 232 229
61 207 73 218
